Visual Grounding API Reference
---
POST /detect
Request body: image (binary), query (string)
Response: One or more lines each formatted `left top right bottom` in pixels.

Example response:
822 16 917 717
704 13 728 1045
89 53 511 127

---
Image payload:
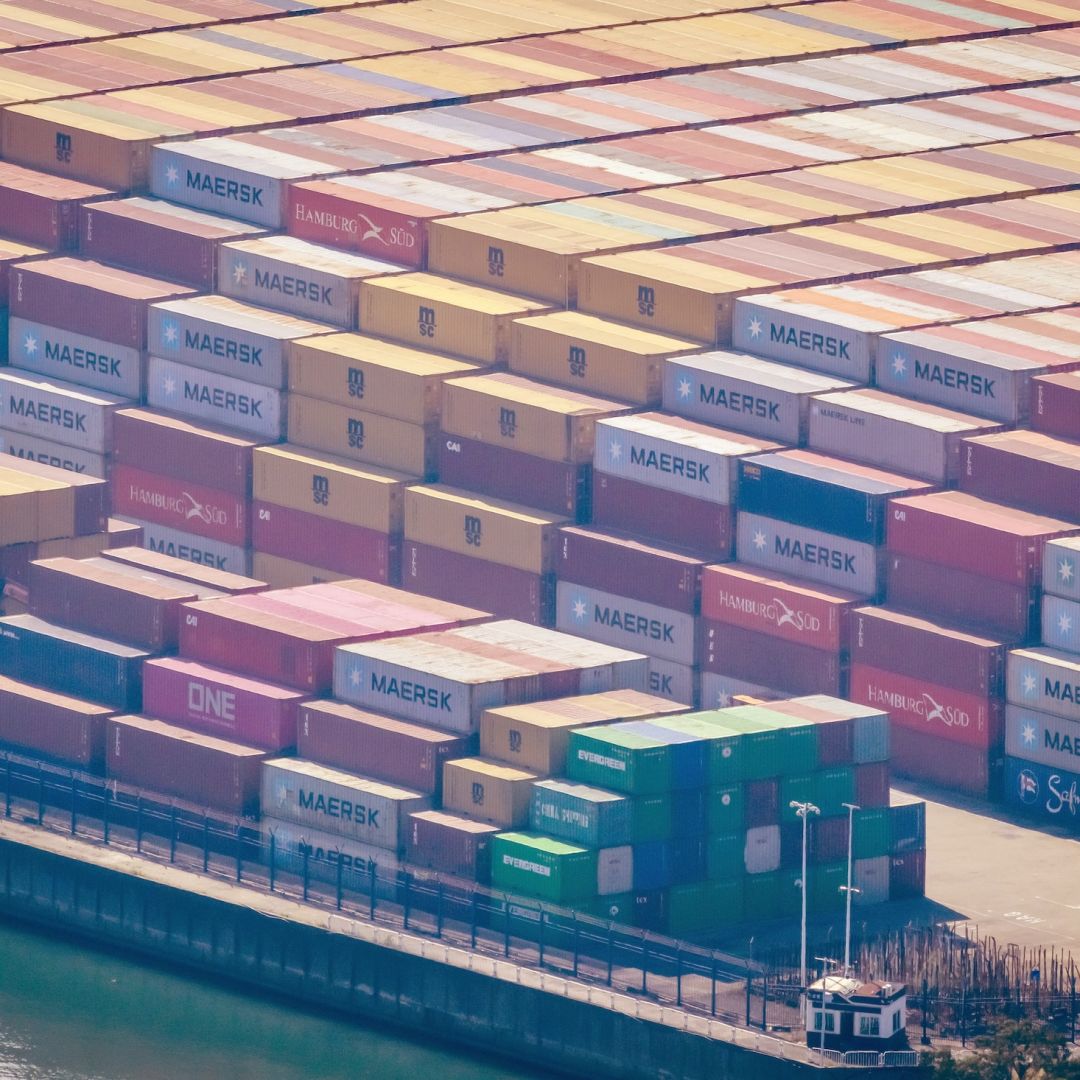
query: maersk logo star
747 318 762 339
22 332 37 357
1022 722 1037 746
608 440 623 462
162 376 177 397
165 165 179 186
715 692 733 707
232 262 247 286
349 668 361 687
572 596 588 621
1022 671 1038 696
1059 612 1073 637
162 319 179 347
1060 558 1075 585
677 377 693 400
892 354 907 378
753 529 767 551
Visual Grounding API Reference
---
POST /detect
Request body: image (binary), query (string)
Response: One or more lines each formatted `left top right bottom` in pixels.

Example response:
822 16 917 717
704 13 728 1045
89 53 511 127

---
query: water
0 919 551 1080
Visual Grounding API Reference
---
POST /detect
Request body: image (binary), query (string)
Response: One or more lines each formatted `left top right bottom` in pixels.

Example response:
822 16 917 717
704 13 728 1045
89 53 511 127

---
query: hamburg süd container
407 810 500 883
490 832 598 904
1007 648 1080 723
0 371 128 454
441 757 539 829
114 516 250 576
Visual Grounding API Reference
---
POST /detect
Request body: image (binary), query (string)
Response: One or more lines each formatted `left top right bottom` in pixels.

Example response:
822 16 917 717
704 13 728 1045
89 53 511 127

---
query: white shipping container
0 371 128 453
853 855 890 906
0 428 107 477
261 816 405 890
744 824 781 875
1007 647 1080 723
1044 538 1080 602
597 845 633 896
1043 595 1080 655
646 657 697 706
147 356 284 439
1004 704 1080 773
114 515 250 575
8 317 143 399
260 758 430 853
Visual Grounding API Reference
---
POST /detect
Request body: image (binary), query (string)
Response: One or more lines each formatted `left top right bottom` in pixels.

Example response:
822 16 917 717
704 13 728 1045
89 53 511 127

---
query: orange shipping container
441 757 540 828
250 552 352 589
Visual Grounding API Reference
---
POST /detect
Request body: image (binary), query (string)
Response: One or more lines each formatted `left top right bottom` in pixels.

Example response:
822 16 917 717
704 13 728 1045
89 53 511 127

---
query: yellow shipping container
287 395 436 478
441 757 539 828
288 334 478 424
441 372 630 464
251 552 351 589
404 484 567 574
253 444 412 533
0 463 86 544
358 272 553 364
510 312 701 405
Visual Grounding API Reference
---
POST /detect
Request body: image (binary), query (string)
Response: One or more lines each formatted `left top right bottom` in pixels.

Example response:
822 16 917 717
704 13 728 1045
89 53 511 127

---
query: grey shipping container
1045 539 1080 602
698 671 782 709
261 817 405 891
0 371 129 453
1042 595 1080 655
647 657 697 706
0 429 107 477
114 516 250 576
1007 648 1080 723
1004 704 1080 773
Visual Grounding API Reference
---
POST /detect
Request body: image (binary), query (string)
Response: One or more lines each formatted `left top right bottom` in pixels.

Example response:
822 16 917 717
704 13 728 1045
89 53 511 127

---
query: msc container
442 758 538 829
0 164 112 250
701 621 844 696
9 317 143 399
530 780 632 848
566 726 671 795
147 357 285 439
737 511 883 598
1045 539 1080 602
664 352 854 444
1008 648 1080 723
808 389 1003 483
1004 704 1080 773
1003 756 1080 834
407 810 499 883
107 715 266 816
252 553 349 589
114 517 250 577
261 818 405 891
490 833 598 905
148 296 332 390
0 430 107 479
261 757 430 853
0 614 148 710
297 700 472 797
0 372 128 454
0 674 112 770
1032 372 1080 441
738 449 933 546
142 658 304 751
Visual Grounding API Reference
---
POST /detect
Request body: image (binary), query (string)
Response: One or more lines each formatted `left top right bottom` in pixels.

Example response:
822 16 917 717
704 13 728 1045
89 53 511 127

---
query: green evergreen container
706 832 743 881
852 807 891 859
742 870 783 920
632 793 672 842
668 878 743 937
706 785 744 833
530 779 632 848
780 766 857 823
810 861 847 913
567 727 671 794
491 833 598 904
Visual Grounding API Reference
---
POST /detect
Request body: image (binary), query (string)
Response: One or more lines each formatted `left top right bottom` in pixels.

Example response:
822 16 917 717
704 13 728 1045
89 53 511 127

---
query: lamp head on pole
790 800 821 818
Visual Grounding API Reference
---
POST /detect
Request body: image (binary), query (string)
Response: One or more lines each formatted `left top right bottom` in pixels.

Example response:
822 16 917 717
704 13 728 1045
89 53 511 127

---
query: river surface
0 919 552 1079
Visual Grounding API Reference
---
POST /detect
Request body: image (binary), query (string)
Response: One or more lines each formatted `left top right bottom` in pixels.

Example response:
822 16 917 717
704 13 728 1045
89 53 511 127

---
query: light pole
840 801 861 975
791 800 820 994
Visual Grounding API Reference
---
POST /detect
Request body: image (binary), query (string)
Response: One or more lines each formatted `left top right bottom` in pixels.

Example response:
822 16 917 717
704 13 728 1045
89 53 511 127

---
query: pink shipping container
401 541 554 626
252 501 400 583
141 657 305 750
855 762 890 809
701 621 844 696
111 465 249 547
850 663 1003 750
106 715 267 816
851 606 1007 697
592 472 733 556
0 164 114 250
890 725 997 799
700 564 859 652
1031 372 1080 441
407 809 500 883
298 700 474 796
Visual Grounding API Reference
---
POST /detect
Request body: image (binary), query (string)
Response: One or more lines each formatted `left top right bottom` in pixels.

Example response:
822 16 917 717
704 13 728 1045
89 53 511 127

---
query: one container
889 803 926 855
597 847 634 897
1044 539 1080 602
406 810 500 883
490 833 598 904
1004 705 1080 773
0 371 128 454
114 516 250 577
442 758 539 829
1007 648 1080 723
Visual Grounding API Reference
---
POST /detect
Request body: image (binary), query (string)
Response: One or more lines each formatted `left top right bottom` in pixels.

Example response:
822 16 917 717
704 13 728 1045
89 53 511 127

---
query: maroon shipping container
887 553 1036 642
960 432 1080 522
890 850 926 900
701 620 845 696
745 778 779 828
0 456 107 538
407 809 500 883
0 164 114 250
106 715 267 816
855 762 890 809
402 541 554 625
252 500 400 583
0 674 112 769
80 197 264 289
112 409 266 496
28 556 203 650
764 699 853 765
812 815 850 864
438 435 590 522
779 822 802 871
142 657 304 750
850 663 1003 750
556 526 705 615
9 258 196 349
887 491 1077 587
592 471 733 556
298 700 474 796
1032 372 1080 441
851 606 1007 697
100 545 266 594
111 464 249 547
890 726 998 799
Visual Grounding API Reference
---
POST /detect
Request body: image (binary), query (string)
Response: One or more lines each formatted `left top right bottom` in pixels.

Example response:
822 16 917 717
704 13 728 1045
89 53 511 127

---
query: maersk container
1007 647 1080 723
555 581 696 666
1003 756 1080 835
9 317 143 399
1004 705 1080 773
1043 595 1080 655
1044 538 1080 603
0 371 128 453
597 845 633 896
530 779 632 849
851 807 891 859
260 757 430 854
566 726 671 795
663 351 854 444
706 832 742 881
888 802 926 855
698 672 781 710
490 833 598 905
115 517 250 577
618 720 707 791
646 658 697 707
0 429 107 478
744 825 781 875
736 511 883 597
0 614 148 710
853 855 891 906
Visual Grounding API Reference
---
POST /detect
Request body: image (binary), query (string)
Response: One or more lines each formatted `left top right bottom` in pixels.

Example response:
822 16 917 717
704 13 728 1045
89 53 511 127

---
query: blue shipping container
1003 757 1080 835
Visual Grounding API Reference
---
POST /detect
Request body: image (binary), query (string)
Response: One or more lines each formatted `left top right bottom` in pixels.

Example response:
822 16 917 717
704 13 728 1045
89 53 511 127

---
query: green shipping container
810 861 847 913
706 832 743 881
584 892 634 924
530 779 632 848
491 833 598 905
632 793 672 842
567 727 671 794
780 767 856 823
709 706 819 780
668 878 743 937
742 870 783 921
853 807 891 859
644 715 741 785
706 785 744 833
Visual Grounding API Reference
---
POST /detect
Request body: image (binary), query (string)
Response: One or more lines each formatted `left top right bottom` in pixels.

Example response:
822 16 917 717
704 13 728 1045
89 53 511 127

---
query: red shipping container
887 553 1037 642
700 564 858 652
1032 372 1080 441
112 409 266 497
854 762 890 809
298 700 474 796
701 620 845 696
592 471 733 556
557 526 705 615
438 435 590 522
106 715 267 816
111 464 249 547
890 850 926 900
890 726 997 799
9 258 196 349
812 815 850 864
887 491 1078 587
0 674 112 770
745 778 779 828
402 541 554 625
851 606 1008 697
407 809 500 883
0 164 113 250
765 699 853 765
142 657 304 750
252 500 400 583
850 663 1002 750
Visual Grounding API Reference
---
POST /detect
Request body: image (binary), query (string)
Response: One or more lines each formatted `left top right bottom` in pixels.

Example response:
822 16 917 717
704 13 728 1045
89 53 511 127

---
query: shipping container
646 658 697 707
1045 539 1080 603
261 818 405 891
698 672 782 710
0 371 128 454
407 809 499 883
0 430 107 479
114 517 250 577
0 164 112 250
853 856 890 906
490 833 597 904
764 699 854 767
1003 756 1080 834
442 758 538 829
1007 648 1080 723
566 726 672 795
890 849 926 900
0 674 111 770
745 825 782 875
1004 705 1080 774
889 803 926 855
0 528 139 591
0 457 105 542
252 553 350 589
530 780 632 848
1032 372 1080 441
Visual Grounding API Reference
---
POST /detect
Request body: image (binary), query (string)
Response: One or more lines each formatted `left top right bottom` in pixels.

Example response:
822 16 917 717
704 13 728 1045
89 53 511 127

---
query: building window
859 1016 880 1037
813 1011 837 1032
892 1010 903 1034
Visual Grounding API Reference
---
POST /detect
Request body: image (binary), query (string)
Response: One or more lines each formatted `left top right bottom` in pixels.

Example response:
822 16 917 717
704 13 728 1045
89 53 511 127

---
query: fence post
202 814 209 873
922 976 931 1045
235 822 242 883
269 832 276 893
470 892 478 948
746 969 752 1026
762 974 768 1030
641 941 648 995
3 755 10 819
572 915 579 979
403 873 411 931
607 926 614 987
102 785 110 845
436 883 444 938
369 863 376 920
711 958 717 1017
170 807 177 863
504 901 511 959
37 766 44 825
136 797 143 853
1071 965 1076 1043
538 909 545 967
676 949 682 1007
302 845 310 903
69 774 77 835
336 856 343 912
